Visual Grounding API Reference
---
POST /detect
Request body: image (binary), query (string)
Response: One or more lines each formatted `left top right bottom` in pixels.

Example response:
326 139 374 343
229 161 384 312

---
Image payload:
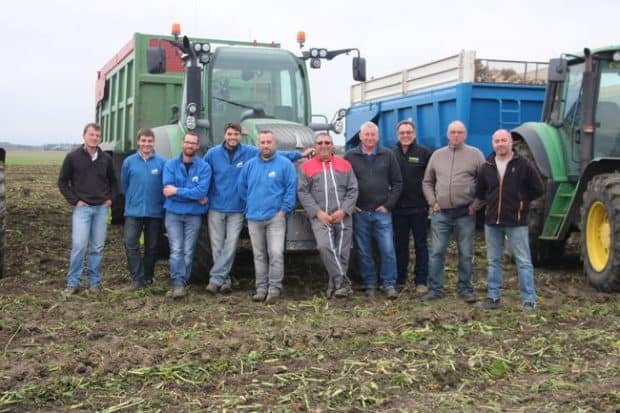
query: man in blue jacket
163 131 211 298
238 130 297 304
120 128 166 291
203 122 311 294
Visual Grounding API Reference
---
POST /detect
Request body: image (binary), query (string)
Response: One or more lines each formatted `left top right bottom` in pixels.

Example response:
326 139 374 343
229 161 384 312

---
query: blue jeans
165 212 202 286
428 211 475 295
485 225 537 304
248 214 286 293
208 210 244 285
353 210 397 289
66 205 109 288
124 217 161 284
393 211 429 286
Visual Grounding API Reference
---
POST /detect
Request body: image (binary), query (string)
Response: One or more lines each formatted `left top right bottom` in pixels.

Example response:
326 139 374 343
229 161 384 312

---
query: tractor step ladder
540 182 577 240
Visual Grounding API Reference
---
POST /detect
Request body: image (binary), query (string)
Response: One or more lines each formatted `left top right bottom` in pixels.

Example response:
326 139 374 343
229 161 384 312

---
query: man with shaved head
475 129 543 312
422 120 485 303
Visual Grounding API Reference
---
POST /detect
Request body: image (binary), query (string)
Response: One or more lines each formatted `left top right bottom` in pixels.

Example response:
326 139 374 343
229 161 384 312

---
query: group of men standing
58 117 542 311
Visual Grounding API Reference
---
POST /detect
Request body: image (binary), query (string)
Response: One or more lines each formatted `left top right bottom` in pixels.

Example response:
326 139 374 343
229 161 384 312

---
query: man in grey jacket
422 120 485 302
298 132 359 298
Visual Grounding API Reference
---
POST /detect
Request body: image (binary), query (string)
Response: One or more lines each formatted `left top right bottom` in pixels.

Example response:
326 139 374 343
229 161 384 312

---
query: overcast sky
1 0 617 145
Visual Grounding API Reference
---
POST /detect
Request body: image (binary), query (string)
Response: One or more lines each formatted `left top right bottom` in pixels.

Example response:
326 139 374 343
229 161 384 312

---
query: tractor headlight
187 102 197 115
333 120 344 134
186 115 197 130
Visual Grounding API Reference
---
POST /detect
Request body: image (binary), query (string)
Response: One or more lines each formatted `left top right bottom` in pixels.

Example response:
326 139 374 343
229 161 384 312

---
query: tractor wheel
190 215 212 283
0 162 5 278
580 174 620 292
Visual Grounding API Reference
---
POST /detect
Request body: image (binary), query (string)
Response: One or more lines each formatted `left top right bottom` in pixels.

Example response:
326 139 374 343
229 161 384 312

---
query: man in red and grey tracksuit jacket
298 132 359 298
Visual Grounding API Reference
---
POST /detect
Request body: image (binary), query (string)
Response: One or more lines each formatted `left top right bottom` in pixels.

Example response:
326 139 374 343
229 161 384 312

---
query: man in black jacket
345 121 403 299
475 129 543 311
392 120 433 293
58 123 117 296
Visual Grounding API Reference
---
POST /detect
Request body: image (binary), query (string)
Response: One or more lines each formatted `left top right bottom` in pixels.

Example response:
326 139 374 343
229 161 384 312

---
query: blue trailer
345 51 547 154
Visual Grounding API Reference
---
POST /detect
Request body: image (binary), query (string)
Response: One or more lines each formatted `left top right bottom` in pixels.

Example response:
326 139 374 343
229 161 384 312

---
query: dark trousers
393 211 429 286
124 217 161 284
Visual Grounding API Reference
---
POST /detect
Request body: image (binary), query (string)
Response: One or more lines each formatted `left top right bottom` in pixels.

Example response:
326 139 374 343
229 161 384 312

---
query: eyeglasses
183 141 198 145
316 141 332 146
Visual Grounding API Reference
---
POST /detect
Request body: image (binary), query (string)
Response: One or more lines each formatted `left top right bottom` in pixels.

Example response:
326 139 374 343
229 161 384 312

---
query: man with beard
162 132 211 298
237 131 297 304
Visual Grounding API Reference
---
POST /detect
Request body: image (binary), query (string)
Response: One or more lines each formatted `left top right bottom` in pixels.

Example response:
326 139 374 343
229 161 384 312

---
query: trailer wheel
190 215 212 283
580 174 620 292
0 162 5 278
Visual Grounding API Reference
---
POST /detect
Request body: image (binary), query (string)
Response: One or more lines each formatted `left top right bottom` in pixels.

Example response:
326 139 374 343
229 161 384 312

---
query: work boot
219 280 232 294
171 285 186 299
333 287 351 298
365 288 376 298
415 284 429 295
522 302 536 313
205 282 219 295
459 291 477 303
421 290 444 301
475 297 501 310
62 285 79 297
123 281 144 292
385 287 398 300
265 290 280 304
89 285 102 296
252 290 267 302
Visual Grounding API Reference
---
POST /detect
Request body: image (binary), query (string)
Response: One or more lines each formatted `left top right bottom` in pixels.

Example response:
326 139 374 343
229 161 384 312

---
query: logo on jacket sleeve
268 171 277 178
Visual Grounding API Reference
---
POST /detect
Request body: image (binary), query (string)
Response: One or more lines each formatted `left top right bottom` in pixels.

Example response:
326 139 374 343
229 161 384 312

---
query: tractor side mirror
548 58 567 82
353 57 366 82
147 47 167 74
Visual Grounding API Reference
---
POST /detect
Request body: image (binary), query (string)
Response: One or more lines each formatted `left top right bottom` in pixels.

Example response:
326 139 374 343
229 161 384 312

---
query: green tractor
512 46 620 292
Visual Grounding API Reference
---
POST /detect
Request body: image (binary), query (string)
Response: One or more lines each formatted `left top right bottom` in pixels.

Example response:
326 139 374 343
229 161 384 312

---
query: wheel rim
586 201 611 271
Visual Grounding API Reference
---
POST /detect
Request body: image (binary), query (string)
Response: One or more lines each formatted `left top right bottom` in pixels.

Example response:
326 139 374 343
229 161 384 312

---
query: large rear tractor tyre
580 174 620 292
0 162 5 278
190 215 212 283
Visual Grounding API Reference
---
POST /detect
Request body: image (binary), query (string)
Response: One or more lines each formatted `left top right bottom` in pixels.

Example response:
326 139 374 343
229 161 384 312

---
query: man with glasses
162 132 211 298
422 121 485 303
345 121 403 299
298 132 359 298
392 120 433 294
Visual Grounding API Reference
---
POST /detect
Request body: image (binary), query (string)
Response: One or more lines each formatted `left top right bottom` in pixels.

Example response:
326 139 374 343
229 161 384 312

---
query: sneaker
89 285 102 295
123 281 144 292
385 287 398 300
459 291 477 303
252 290 267 302
171 285 186 299
62 285 79 296
219 280 232 294
522 302 536 312
333 287 351 298
265 290 280 304
415 284 429 295
475 297 501 310
365 288 376 298
205 282 219 295
421 290 444 301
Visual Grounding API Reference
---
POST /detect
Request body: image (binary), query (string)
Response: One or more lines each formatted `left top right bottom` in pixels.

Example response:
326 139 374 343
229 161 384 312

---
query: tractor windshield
208 46 308 141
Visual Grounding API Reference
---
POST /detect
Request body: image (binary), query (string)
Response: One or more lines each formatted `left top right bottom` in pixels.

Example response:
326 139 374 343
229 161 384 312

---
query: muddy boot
252 290 267 302
205 282 219 295
171 285 186 299
219 280 232 294
264 290 280 304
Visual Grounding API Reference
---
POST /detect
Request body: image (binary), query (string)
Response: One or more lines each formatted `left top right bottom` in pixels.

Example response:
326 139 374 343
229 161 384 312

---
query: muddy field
0 163 618 412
